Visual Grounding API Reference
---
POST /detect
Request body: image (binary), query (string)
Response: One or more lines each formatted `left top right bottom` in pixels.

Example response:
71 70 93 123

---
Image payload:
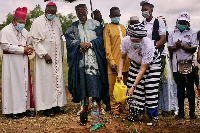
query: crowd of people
1 0 200 127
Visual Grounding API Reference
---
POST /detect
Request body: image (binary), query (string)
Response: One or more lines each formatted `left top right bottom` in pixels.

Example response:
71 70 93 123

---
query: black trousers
173 69 195 115
194 66 199 88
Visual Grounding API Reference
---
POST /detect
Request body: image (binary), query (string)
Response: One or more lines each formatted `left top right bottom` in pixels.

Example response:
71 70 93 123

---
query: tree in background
0 13 13 30
57 13 76 34
0 4 76 33
102 20 108 26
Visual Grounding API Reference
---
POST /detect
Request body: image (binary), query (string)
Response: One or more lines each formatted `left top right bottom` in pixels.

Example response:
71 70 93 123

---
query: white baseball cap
177 12 190 22
130 16 139 21
140 0 154 7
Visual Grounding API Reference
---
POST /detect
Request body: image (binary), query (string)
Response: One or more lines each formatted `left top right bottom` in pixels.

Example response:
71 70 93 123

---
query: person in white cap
130 16 140 25
168 12 198 119
140 0 166 75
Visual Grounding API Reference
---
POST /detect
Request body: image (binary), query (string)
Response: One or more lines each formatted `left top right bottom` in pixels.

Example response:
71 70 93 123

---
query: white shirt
143 17 167 55
168 28 198 72
120 36 155 64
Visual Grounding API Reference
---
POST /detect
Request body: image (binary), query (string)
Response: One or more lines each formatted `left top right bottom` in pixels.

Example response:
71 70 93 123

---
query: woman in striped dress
117 23 161 126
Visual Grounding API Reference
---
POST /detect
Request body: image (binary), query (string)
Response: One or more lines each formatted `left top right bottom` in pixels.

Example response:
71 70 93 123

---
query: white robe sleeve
32 38 47 58
1 43 24 54
0 28 24 54
29 16 47 58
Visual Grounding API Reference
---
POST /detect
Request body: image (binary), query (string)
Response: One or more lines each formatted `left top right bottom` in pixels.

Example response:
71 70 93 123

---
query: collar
79 19 88 24
12 23 21 33
144 17 155 24
110 22 120 26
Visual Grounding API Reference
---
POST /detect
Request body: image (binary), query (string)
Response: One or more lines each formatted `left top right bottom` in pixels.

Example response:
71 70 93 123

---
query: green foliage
25 14 33 31
57 13 76 34
5 13 14 25
25 4 44 31
29 4 44 20
0 4 76 32
0 13 13 30
102 20 108 26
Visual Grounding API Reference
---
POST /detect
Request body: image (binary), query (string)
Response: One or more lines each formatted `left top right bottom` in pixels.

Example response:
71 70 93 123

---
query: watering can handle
116 75 123 82
115 78 124 85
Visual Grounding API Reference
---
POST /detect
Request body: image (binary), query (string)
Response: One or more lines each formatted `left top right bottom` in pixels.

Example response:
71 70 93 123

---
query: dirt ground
1 88 200 133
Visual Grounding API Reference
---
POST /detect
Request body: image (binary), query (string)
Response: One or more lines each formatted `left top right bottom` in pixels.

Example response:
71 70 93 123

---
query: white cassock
29 15 67 111
0 23 34 114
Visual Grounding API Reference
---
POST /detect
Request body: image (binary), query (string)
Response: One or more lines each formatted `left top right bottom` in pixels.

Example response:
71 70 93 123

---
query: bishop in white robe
29 2 66 117
0 7 35 119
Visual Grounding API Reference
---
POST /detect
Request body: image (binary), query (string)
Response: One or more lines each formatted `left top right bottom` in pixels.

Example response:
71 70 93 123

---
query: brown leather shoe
120 108 128 114
78 105 88 115
112 110 120 115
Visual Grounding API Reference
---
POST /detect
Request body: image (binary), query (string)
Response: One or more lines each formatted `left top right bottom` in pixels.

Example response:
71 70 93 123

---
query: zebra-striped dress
120 36 161 119
127 51 161 118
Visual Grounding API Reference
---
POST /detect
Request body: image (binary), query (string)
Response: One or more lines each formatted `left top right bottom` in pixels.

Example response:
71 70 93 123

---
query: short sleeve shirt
143 17 167 55
167 28 198 72
120 36 155 64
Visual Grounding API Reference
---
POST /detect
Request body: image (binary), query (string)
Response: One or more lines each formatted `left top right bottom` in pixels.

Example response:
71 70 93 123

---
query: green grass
63 56 69 86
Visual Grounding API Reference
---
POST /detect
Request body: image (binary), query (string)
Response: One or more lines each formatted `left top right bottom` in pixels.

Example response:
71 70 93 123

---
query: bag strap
166 31 169 42
152 18 160 41
141 21 144 25
153 19 165 54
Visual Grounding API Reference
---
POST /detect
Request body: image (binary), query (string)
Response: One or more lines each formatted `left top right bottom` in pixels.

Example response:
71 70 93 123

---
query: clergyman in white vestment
29 2 67 117
0 7 35 119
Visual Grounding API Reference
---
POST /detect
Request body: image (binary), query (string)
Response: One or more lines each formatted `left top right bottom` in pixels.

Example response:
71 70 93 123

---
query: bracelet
131 86 136 89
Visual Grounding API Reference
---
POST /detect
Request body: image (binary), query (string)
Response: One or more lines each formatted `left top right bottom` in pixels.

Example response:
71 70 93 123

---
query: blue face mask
79 20 84 24
177 24 188 31
131 42 141 48
16 23 25 31
47 14 56 21
111 17 120 24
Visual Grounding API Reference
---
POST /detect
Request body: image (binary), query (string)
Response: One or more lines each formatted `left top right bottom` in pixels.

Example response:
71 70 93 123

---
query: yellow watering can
113 79 129 103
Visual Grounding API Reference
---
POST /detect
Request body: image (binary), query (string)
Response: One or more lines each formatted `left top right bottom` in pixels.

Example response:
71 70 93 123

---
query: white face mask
142 11 150 18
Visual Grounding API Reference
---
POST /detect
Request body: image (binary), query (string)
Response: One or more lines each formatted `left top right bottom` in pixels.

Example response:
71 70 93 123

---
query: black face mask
96 18 103 23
